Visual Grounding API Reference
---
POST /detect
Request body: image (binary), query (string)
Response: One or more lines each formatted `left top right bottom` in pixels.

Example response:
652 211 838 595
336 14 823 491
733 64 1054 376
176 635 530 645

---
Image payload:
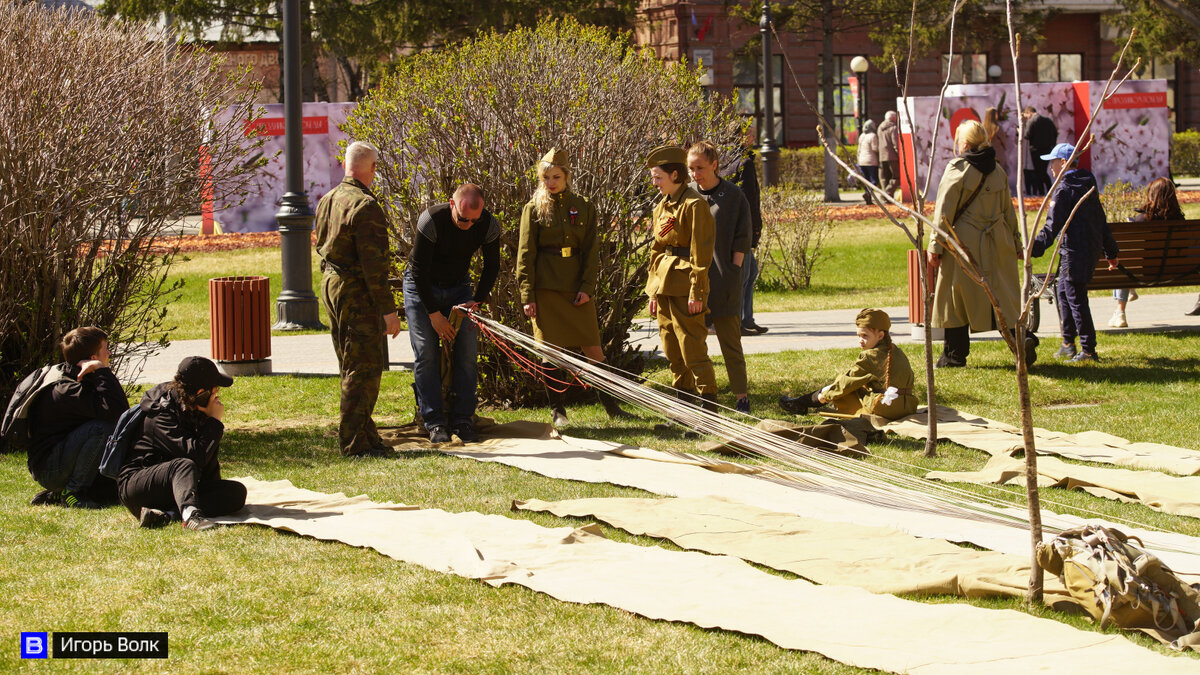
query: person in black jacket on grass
1032 143 1119 363
27 326 127 509
117 357 246 530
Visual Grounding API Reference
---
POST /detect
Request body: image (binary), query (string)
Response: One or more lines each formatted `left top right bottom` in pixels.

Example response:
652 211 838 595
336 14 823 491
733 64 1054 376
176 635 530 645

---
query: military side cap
540 148 568 171
856 308 891 331
645 145 687 168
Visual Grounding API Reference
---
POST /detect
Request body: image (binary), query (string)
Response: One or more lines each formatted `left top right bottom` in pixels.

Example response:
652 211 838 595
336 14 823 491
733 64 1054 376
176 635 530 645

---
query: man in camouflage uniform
315 141 402 458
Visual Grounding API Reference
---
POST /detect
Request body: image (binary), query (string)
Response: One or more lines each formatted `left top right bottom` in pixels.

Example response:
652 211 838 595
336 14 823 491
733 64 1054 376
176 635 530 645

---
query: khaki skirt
532 288 601 348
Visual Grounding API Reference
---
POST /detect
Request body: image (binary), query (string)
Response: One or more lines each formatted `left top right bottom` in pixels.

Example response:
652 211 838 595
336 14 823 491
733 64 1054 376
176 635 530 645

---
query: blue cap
1040 143 1075 161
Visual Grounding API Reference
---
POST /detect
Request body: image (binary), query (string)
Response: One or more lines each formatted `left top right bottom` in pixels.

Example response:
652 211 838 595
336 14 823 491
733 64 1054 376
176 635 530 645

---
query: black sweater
118 383 225 482
27 365 127 472
407 202 501 313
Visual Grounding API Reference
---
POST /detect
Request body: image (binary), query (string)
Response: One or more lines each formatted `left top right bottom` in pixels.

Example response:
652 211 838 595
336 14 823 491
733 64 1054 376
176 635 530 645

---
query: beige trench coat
928 157 1022 332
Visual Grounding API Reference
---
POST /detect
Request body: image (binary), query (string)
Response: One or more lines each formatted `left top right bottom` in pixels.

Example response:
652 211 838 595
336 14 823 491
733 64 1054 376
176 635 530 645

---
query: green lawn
3 330 1200 671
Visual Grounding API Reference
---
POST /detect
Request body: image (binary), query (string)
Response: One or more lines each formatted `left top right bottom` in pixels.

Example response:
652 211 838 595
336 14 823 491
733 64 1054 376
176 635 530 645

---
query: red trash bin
209 276 272 364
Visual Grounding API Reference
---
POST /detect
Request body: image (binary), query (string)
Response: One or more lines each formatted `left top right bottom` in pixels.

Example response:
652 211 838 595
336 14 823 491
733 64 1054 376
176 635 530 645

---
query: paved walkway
126 291 1200 385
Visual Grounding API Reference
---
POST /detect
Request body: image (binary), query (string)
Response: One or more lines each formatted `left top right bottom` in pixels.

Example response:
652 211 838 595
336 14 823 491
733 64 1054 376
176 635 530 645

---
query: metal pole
273 0 324 330
758 2 780 187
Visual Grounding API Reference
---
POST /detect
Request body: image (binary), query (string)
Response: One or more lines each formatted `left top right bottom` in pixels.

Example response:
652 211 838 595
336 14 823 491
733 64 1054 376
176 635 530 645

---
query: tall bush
345 18 745 406
0 3 262 416
1173 130 1200 177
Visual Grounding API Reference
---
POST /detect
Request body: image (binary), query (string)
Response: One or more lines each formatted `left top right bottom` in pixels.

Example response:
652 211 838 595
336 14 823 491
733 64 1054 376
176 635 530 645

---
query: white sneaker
1108 311 1127 328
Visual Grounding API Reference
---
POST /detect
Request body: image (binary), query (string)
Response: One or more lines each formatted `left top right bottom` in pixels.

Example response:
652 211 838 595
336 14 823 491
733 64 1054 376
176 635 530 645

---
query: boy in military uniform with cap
644 145 719 415
315 141 402 459
779 308 918 420
516 148 628 425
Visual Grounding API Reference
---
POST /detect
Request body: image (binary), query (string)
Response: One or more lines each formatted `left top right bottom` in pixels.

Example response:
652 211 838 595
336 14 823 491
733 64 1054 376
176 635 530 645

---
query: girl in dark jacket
117 357 246 530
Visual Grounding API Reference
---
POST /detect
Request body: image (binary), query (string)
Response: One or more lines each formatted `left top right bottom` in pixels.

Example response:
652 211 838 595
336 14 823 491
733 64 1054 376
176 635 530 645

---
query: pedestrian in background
856 120 880 204
877 110 900 198
1110 178 1182 327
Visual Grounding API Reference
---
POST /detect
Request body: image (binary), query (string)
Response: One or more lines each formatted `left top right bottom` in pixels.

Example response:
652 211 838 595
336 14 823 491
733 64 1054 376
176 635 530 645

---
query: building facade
635 0 1195 147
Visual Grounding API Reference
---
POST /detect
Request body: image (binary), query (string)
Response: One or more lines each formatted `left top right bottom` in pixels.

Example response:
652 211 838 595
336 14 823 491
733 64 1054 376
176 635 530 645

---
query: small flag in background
697 14 714 41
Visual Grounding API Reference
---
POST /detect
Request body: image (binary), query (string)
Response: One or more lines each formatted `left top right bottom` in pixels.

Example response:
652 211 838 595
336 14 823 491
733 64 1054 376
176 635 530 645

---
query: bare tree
0 2 264 415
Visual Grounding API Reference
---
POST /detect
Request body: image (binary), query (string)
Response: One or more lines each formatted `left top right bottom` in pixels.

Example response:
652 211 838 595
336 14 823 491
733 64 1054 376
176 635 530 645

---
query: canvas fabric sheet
884 406 1200 476
514 495 1073 602
215 478 1200 674
446 433 1200 577
928 454 1200 519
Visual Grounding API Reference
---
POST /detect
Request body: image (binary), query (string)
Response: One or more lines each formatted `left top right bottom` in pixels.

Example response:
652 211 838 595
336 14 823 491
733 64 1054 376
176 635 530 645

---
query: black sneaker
138 507 172 529
60 489 101 510
735 397 751 414
1054 343 1077 360
453 424 481 444
183 513 217 531
30 489 60 506
428 425 451 444
934 354 966 368
779 394 811 414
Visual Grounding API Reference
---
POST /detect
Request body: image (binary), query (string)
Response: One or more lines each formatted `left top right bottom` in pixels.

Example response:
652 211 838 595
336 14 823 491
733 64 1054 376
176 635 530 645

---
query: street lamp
273 0 325 330
759 2 779 187
988 64 1002 83
850 55 869 133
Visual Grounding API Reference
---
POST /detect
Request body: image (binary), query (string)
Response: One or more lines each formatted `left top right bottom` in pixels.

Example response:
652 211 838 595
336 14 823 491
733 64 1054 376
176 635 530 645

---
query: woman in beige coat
928 120 1037 367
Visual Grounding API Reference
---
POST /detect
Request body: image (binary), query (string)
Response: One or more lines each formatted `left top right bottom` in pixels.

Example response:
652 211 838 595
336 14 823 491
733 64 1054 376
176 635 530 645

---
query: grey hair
862 120 876 134
885 110 897 122
344 141 378 171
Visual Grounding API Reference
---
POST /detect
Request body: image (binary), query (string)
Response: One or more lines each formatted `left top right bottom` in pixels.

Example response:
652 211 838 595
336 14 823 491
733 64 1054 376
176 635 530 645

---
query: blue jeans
1113 289 1131 302
1057 277 1097 353
741 249 759 326
31 419 113 493
403 274 479 429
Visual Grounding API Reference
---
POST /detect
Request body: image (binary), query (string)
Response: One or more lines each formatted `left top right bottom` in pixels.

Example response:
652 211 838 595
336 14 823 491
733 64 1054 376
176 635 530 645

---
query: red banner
1103 92 1168 110
243 116 329 137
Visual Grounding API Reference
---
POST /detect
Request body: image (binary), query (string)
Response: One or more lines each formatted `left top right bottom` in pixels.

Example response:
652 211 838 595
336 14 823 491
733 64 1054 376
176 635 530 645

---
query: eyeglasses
452 202 478 225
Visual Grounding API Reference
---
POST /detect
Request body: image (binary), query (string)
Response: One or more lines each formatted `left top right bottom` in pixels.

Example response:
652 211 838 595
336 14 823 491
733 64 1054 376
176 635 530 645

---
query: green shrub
346 18 746 406
771 145 857 189
1100 180 1140 224
757 187 836 290
1173 130 1200 177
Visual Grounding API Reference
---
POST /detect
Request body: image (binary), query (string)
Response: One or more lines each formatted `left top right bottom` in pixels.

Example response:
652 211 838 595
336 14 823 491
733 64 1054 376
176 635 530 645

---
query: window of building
816 56 859 144
1037 53 1082 82
942 53 988 84
1131 57 1177 130
734 55 784 145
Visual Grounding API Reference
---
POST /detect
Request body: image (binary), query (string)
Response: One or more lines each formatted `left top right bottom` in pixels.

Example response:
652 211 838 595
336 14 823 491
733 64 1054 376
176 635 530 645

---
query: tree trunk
919 241 938 457
1016 328 1045 602
821 0 841 202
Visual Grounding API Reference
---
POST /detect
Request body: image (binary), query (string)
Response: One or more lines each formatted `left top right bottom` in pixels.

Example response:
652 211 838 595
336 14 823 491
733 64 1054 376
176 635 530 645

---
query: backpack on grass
1 364 71 453
1037 524 1200 649
99 404 145 479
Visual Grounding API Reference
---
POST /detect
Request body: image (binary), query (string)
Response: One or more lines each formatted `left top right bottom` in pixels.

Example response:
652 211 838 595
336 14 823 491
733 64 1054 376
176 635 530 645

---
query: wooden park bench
1032 218 1200 330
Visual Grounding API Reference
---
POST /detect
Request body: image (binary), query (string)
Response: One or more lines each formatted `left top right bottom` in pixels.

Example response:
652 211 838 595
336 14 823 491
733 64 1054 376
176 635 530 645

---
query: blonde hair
955 119 989 153
532 161 571 222
686 140 719 165
983 107 1000 142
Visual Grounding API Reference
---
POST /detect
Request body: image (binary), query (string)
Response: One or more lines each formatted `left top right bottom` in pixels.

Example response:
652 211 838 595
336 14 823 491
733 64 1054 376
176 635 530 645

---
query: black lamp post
851 55 869 133
759 2 780 187
273 0 324 330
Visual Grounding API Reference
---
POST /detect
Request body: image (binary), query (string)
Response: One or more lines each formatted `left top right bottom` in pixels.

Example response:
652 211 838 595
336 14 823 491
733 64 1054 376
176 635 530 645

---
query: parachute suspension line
460 308 1197 555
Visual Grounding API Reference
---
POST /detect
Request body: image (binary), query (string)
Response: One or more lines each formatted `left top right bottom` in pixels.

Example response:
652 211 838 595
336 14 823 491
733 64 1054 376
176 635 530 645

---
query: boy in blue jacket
1031 143 1119 362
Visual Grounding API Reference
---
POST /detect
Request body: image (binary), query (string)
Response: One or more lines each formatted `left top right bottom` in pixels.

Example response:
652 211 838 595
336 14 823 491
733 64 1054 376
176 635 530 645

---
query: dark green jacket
515 191 599 304
314 177 396 315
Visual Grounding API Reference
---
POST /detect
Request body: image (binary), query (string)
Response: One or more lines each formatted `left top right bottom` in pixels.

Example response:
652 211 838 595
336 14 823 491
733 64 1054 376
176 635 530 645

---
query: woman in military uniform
644 145 719 414
516 148 628 425
779 308 918 420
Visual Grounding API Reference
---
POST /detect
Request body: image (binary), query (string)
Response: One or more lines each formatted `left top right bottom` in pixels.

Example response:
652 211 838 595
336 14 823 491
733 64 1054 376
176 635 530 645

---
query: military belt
538 246 576 258
668 245 690 258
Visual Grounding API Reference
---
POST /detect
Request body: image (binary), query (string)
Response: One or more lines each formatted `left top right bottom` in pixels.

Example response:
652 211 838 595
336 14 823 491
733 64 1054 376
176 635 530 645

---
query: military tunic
929 158 1022 331
515 191 601 347
645 183 718 395
315 176 396 456
823 340 918 420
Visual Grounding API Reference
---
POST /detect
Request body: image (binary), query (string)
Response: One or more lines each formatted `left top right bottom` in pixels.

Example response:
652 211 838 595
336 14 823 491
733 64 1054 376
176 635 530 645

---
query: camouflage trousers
321 272 386 456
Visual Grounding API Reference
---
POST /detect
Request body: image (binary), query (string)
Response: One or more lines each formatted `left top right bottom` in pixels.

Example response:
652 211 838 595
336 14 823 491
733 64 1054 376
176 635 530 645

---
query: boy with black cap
117 357 246 531
1031 143 1119 363
779 308 918 420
